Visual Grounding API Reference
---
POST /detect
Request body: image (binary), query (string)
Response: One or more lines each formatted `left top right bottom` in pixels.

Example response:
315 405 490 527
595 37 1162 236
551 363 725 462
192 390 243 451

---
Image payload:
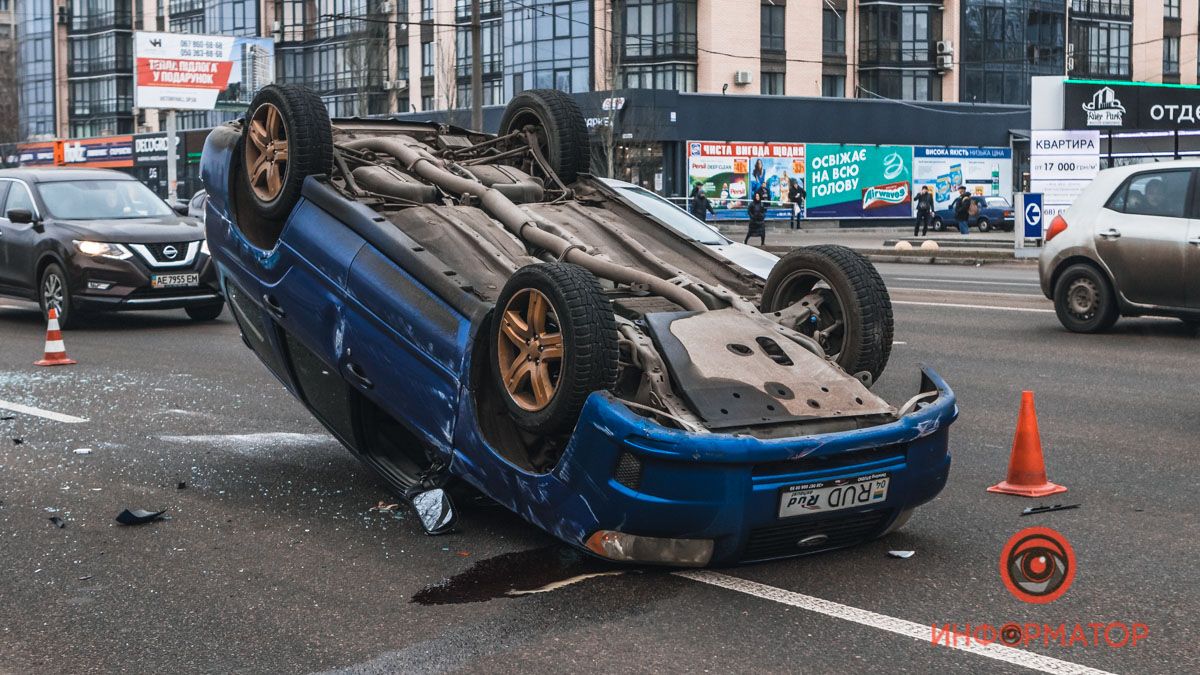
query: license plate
151 273 199 288
778 472 890 518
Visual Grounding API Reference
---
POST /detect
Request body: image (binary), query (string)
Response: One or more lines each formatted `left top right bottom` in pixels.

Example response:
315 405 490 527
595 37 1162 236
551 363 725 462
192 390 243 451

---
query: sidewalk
713 224 1035 265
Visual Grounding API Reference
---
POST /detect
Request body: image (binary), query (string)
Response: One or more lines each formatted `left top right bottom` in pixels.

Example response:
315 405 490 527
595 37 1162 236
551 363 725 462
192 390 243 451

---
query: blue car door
341 241 473 455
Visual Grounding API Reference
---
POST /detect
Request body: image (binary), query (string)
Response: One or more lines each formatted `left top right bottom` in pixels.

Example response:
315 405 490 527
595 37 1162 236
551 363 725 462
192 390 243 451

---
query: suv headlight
200 239 209 255
74 240 133 260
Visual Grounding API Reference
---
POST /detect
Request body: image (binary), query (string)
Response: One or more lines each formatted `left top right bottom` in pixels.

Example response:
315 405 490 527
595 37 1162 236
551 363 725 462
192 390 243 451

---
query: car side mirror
5 208 34 224
170 201 189 216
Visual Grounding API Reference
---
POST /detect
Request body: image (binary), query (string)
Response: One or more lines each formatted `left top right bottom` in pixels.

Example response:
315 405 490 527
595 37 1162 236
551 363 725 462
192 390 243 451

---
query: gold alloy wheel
245 101 289 201
496 288 564 412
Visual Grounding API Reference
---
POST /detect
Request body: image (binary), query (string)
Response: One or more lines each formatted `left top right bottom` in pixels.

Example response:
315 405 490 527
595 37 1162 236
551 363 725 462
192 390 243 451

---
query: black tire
185 304 224 322
1053 263 1119 333
932 217 944 232
39 263 77 330
241 84 333 221
490 263 618 435
977 218 992 233
499 89 591 184
760 245 894 383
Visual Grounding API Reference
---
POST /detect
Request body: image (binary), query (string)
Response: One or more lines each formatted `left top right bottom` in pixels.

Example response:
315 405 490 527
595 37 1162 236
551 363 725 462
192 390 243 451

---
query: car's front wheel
185 304 224 322
39 263 77 329
1053 263 1118 333
977 218 992 233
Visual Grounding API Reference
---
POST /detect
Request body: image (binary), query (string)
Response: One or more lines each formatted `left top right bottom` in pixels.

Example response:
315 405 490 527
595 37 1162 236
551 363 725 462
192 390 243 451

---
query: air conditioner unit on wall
937 54 954 71
937 40 954 55
733 70 753 85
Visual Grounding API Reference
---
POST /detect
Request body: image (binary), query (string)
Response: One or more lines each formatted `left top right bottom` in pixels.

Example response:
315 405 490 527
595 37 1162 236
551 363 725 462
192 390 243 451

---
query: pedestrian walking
688 183 715 222
788 178 806 230
745 188 767 247
953 186 972 235
914 185 934 237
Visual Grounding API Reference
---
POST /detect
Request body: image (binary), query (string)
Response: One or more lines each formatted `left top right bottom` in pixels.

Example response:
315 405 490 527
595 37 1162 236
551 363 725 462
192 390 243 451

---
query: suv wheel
39 263 77 329
1053 263 1118 333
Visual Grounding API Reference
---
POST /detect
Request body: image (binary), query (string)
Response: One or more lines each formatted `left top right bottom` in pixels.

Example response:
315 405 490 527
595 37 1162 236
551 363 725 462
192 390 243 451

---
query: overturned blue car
201 84 957 566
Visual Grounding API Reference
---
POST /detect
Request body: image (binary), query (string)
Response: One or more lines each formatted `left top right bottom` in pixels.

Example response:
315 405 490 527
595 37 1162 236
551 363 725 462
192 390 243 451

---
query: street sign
1023 192 1044 238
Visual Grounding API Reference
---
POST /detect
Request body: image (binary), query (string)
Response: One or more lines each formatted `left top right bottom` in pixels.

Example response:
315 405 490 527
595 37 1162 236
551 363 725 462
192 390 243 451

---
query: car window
1113 170 1191 218
4 181 36 215
611 184 728 246
36 179 174 219
0 182 10 211
985 197 1009 208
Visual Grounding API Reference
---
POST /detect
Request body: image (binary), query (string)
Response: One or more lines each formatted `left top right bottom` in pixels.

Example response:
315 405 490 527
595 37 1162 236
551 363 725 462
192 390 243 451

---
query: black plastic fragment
49 516 65 528
177 482 187 490
1021 503 1080 516
12 438 23 445
115 509 167 525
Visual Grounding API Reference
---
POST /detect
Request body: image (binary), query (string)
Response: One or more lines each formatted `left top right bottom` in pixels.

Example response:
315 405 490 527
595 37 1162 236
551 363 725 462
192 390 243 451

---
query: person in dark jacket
952 186 973 235
745 188 767 246
689 183 715 221
788 178 806 230
914 185 934 237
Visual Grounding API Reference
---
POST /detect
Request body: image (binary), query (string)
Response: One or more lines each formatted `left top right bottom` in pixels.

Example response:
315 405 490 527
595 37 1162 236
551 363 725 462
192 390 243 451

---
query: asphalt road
1 264 1197 674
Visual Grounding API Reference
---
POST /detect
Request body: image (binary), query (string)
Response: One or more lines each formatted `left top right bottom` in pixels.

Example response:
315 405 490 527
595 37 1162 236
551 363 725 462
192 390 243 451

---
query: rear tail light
1003 210 1013 218
1046 214 1068 241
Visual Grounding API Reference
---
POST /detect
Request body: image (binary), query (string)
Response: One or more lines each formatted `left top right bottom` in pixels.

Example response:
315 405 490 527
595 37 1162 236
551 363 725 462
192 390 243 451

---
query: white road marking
676 571 1115 675
893 300 1055 314
0 399 89 424
894 288 1040 299
892 341 907 345
893 277 1042 288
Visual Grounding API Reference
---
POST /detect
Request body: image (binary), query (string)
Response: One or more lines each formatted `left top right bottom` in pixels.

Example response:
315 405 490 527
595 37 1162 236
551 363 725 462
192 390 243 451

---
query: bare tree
0 36 18 144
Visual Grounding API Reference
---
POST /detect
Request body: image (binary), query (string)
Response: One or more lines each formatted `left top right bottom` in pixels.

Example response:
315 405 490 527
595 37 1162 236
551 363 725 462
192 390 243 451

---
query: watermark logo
1000 526 1075 604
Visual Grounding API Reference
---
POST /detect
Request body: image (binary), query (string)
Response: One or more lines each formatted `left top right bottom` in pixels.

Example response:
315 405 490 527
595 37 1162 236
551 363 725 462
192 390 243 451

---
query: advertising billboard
686 141 806 220
806 144 913 218
1030 130 1101 222
134 32 275 111
1064 80 1200 131
912 146 1013 210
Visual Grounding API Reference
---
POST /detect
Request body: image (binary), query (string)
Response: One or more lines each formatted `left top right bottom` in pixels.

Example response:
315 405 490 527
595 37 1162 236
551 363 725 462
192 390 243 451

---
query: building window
398 44 409 80
1165 0 1180 19
421 94 434 110
421 0 433 21
858 2 940 101
622 63 696 92
1164 36 1180 75
504 0 590 99
618 0 698 60
421 41 434 78
761 3 785 53
761 71 784 95
823 9 845 55
1070 19 1131 78
822 74 845 97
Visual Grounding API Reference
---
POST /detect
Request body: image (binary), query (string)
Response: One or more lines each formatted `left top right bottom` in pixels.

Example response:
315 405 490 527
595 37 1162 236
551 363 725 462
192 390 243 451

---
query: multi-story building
0 0 18 143
12 0 1200 141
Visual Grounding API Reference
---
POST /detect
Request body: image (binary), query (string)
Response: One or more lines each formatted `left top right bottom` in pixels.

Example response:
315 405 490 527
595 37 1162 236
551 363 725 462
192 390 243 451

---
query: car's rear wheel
241 84 332 222
498 89 591 185
185 304 223 322
760 245 893 384
39 263 77 330
977 218 992 233
1053 263 1119 333
490 263 618 436
932 217 944 232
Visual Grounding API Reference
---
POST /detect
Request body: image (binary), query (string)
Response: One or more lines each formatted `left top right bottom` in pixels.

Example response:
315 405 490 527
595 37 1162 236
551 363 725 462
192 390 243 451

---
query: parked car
0 168 223 327
597 178 778 279
1040 161 1200 332
933 195 1015 232
202 84 958 566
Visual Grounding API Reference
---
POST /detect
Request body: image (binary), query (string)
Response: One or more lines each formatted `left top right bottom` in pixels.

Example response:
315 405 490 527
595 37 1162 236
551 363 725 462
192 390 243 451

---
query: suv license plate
151 273 199 288
778 473 890 518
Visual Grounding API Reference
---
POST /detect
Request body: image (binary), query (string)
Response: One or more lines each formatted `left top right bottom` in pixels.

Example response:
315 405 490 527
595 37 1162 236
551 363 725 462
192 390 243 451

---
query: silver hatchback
1039 160 1200 332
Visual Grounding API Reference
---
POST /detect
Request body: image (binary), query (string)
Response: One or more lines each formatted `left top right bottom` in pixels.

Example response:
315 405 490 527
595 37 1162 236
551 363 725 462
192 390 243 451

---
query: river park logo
1082 87 1126 127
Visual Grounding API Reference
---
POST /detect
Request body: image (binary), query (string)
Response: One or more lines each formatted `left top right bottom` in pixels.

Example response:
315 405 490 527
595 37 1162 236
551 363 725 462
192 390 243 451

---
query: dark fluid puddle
411 545 632 605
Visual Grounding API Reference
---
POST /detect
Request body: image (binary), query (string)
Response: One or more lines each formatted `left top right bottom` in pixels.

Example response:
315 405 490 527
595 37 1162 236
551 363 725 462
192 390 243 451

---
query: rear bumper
457 365 957 567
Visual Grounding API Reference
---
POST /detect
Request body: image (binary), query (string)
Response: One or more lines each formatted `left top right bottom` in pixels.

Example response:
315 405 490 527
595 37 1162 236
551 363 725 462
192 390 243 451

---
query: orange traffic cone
34 308 77 367
988 391 1066 497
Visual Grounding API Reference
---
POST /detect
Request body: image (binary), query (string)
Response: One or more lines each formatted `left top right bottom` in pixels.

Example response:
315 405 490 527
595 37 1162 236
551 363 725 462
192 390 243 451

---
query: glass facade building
959 0 1066 105
16 0 57 139
613 0 697 92
502 0 592 98
67 0 135 137
857 0 942 101
172 0 262 130
1067 0 1132 80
